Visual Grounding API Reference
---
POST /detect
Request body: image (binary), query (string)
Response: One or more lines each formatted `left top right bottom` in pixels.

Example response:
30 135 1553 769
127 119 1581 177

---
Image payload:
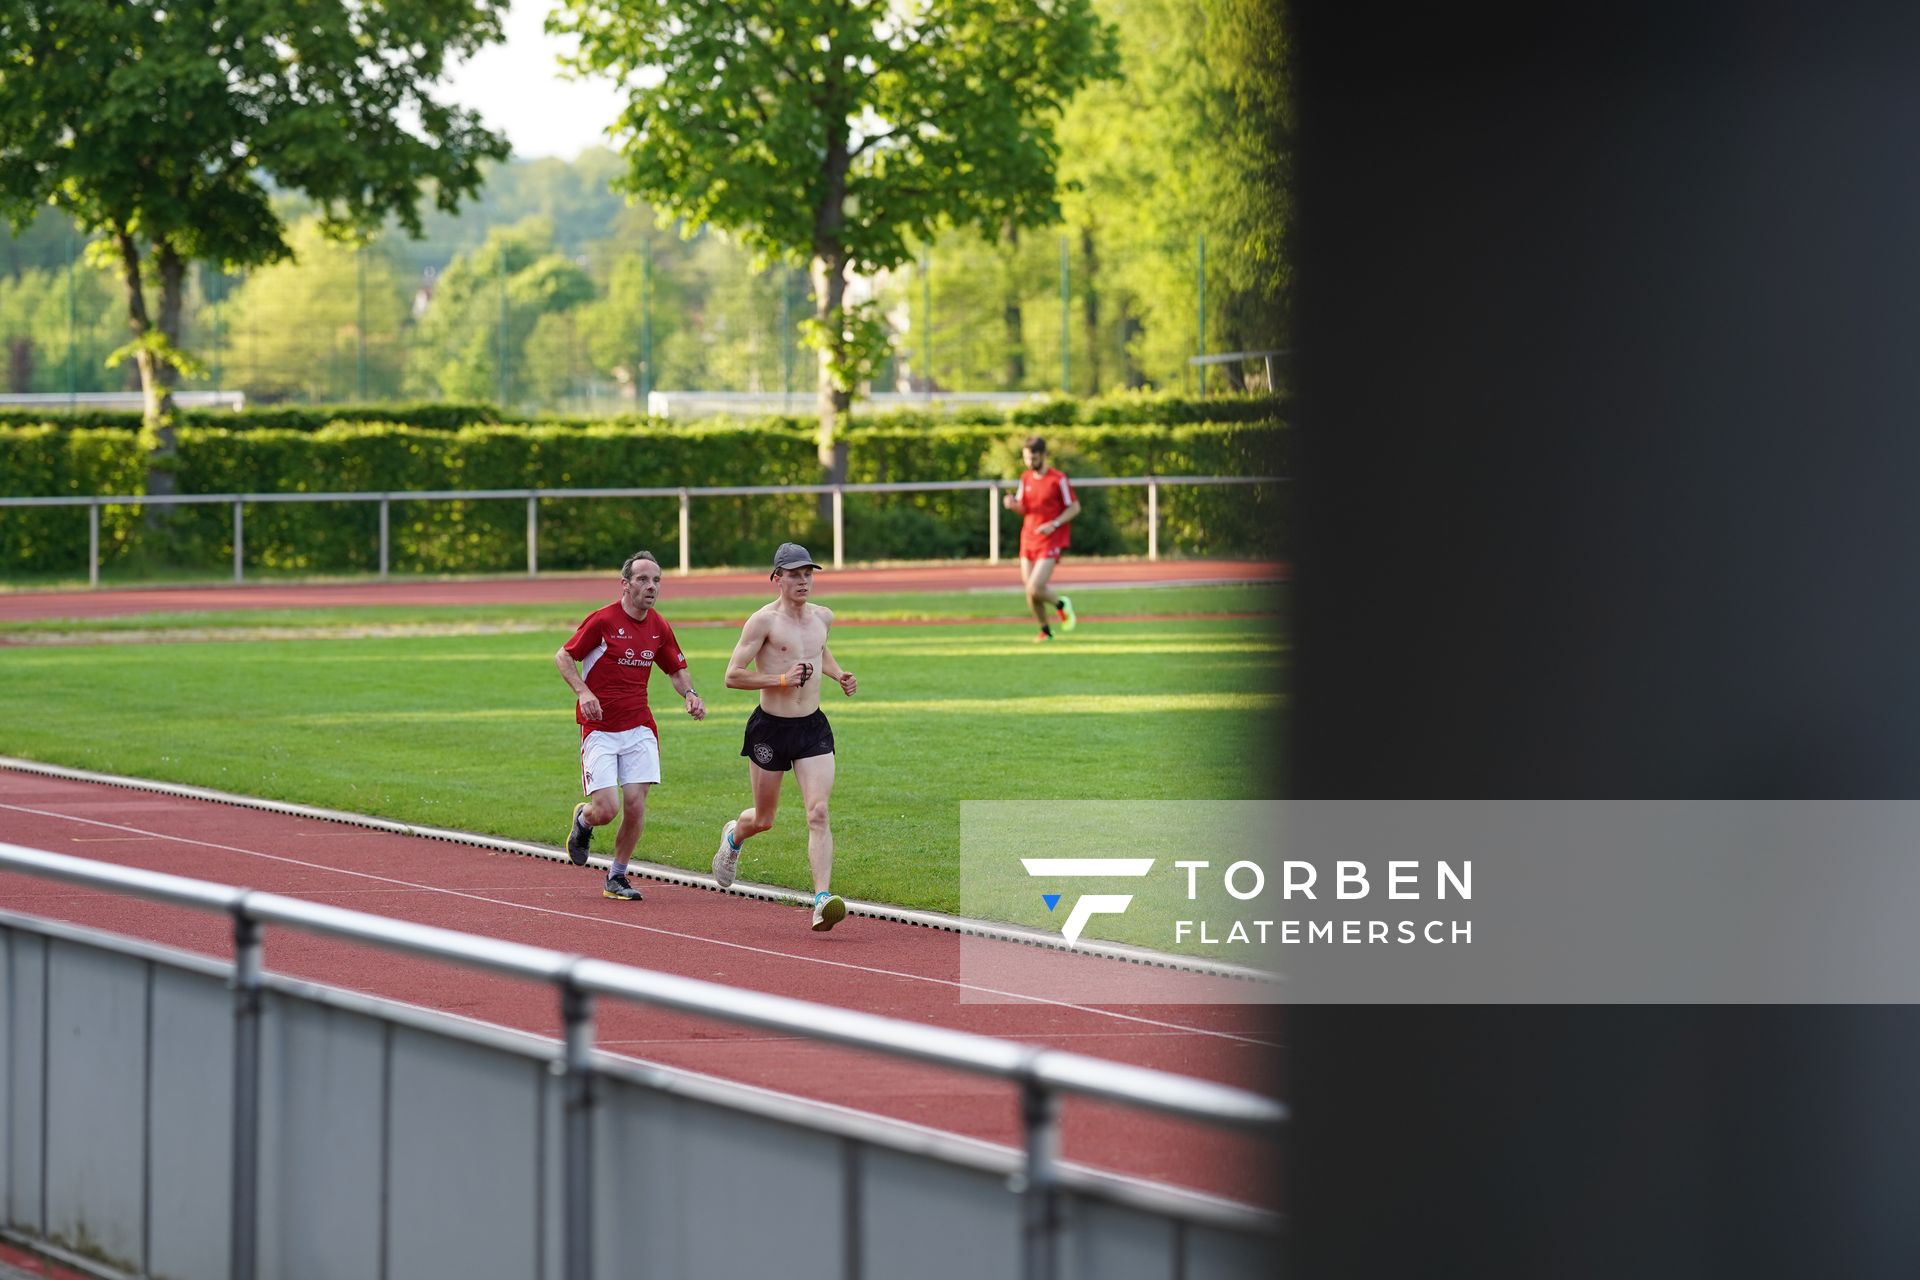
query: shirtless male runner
711 542 858 931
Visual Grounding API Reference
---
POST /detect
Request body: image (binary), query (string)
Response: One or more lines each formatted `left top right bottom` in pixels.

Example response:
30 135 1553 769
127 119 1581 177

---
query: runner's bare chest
761 606 828 668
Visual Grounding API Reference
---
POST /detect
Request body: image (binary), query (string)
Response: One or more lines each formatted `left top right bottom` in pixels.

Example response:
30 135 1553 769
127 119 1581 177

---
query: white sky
439 0 628 160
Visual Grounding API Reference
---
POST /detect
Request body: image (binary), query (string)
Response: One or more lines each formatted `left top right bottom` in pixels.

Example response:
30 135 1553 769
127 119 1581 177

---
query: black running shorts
741 707 835 772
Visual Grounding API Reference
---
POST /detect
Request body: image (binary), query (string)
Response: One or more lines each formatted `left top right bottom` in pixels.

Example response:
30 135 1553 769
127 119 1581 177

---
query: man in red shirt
1002 435 1083 642
554 550 706 900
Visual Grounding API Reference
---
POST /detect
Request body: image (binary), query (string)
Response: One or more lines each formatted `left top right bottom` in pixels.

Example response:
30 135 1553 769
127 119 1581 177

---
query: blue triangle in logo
1042 894 1061 912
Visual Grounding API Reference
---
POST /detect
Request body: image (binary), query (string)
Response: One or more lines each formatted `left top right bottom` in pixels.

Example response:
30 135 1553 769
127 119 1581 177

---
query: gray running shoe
567 803 592 866
603 872 643 901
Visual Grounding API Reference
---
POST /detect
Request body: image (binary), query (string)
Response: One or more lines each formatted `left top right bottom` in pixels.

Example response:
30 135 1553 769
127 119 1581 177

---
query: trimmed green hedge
1 391 1283 435
0 427 148 572
0 402 509 433
157 422 827 573
2 418 1284 574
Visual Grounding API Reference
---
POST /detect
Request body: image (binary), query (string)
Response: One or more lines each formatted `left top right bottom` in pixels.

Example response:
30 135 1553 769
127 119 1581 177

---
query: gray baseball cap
772 542 822 572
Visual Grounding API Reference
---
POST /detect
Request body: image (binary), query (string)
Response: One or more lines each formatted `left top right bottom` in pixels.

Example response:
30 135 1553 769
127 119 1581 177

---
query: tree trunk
1002 221 1025 389
810 252 852 515
6 339 32 393
114 231 164 428
811 121 853 508
156 242 186 402
1119 297 1146 389
1218 317 1246 391
1080 225 1101 395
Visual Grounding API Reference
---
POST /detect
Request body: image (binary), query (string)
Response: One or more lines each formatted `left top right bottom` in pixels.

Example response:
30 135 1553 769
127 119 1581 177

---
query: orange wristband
779 673 787 687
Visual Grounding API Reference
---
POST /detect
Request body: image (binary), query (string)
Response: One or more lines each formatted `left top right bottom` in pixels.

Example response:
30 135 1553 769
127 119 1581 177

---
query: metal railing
0 474 1282 587
0 841 1285 1280
644 390 1048 417
0 390 246 411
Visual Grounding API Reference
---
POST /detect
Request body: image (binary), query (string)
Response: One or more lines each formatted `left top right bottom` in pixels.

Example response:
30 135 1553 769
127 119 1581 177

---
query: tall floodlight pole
641 237 654 405
210 267 222 395
1195 233 1206 395
66 229 77 407
497 250 509 409
356 247 369 400
782 266 794 409
1060 234 1070 394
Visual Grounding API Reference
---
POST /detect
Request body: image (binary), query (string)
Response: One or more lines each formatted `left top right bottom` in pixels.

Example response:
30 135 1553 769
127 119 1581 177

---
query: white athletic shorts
580 725 661 794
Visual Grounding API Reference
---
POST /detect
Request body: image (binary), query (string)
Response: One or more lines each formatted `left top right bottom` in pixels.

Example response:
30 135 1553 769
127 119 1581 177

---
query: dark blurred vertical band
1287 1 1920 1273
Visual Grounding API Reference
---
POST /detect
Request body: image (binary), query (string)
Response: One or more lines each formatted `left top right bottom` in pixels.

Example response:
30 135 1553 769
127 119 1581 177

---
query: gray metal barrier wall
0 915 1279 1280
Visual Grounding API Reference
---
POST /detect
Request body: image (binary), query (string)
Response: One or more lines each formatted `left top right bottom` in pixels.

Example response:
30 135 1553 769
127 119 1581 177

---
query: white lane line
0 755 1279 983
0 802 1278 1047
599 1028 1267 1048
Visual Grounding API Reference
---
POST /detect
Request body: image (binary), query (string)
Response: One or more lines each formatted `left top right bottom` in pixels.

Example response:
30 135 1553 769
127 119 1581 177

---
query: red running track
0 768 1281 1208
0 558 1284 622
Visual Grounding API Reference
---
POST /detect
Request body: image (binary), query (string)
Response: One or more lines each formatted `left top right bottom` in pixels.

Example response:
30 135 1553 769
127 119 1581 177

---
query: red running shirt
563 603 688 738
1018 467 1076 552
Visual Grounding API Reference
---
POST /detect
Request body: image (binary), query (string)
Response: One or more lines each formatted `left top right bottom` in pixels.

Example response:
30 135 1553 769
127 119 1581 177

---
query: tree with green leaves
0 0 510 452
1053 0 1290 393
553 0 1119 480
409 218 595 405
216 220 414 404
0 257 124 394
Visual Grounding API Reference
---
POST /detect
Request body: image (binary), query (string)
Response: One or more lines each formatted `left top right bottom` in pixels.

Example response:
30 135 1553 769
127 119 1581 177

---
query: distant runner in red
1002 435 1083 642
554 550 706 901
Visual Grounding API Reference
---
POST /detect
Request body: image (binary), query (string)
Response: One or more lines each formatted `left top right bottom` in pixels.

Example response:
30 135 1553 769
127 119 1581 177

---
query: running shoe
1056 596 1077 632
1034 629 1053 643
811 892 847 932
567 802 592 865
713 819 742 888
603 871 644 901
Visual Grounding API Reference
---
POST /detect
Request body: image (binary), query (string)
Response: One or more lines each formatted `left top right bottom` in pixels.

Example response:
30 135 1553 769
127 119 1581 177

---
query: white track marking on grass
0 802 1277 1047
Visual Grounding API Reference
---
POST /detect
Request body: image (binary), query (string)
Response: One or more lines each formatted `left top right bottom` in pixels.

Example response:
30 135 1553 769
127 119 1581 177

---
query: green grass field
0 582 1279 636
0 585 1286 923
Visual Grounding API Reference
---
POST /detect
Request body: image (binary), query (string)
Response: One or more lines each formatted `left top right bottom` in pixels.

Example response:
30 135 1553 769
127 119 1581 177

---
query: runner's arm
665 665 706 719
724 614 813 689
554 647 602 720
1039 476 1081 536
820 641 857 696
1039 497 1081 536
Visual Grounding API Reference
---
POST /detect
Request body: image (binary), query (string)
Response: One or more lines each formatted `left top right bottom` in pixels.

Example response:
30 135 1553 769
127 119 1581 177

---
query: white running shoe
811 893 847 932
713 820 741 888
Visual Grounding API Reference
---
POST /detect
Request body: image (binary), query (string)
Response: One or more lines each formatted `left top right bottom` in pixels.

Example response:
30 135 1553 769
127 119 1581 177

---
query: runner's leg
793 752 837 895
735 760 784 840
1026 554 1061 620
582 786 620 826
611 782 649 872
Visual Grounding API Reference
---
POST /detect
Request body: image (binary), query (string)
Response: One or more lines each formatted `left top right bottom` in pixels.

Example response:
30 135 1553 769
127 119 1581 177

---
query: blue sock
729 828 741 851
815 889 831 903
